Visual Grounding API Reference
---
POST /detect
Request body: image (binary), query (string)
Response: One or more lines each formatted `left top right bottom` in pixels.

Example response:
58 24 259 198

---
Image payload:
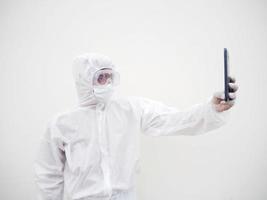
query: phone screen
224 48 230 101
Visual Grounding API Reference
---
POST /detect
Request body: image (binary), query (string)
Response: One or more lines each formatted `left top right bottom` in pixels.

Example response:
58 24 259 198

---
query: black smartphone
224 48 230 101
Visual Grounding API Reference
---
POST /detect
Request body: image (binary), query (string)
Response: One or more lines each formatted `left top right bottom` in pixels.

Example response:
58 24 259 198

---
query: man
34 53 238 200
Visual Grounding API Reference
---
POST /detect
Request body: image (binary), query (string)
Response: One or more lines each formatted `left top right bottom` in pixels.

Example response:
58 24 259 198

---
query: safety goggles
92 68 120 88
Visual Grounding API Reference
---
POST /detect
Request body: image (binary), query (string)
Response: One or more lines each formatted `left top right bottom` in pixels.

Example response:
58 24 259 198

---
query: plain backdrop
0 0 267 199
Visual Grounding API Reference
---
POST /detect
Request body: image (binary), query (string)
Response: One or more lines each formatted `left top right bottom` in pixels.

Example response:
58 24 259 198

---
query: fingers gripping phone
224 48 234 101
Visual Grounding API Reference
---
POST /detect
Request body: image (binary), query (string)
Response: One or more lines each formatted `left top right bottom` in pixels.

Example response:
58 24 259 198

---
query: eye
98 74 104 81
104 73 111 79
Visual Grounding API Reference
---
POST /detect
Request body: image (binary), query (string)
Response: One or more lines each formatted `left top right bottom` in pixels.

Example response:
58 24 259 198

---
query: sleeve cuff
206 96 231 125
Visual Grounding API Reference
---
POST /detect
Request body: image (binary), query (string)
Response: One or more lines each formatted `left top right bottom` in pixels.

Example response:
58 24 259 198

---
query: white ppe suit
34 53 229 200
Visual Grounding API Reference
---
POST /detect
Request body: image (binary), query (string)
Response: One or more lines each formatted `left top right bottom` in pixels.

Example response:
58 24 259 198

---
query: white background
0 0 267 199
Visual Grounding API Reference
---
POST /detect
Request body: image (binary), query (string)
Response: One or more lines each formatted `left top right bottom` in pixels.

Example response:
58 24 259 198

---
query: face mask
93 85 115 103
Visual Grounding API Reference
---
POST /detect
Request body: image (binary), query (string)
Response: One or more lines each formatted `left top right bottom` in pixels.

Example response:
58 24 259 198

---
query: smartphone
224 48 230 101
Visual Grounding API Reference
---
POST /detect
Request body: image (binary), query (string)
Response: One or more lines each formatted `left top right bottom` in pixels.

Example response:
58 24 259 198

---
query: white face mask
93 85 115 103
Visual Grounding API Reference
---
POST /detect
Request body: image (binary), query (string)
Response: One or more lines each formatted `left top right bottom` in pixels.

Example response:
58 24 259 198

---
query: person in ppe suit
34 53 239 200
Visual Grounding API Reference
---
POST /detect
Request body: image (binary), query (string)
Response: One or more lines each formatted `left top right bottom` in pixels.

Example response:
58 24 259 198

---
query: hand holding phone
211 48 238 112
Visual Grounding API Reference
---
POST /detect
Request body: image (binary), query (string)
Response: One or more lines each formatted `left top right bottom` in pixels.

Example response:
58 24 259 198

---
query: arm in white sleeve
139 97 230 136
34 119 66 200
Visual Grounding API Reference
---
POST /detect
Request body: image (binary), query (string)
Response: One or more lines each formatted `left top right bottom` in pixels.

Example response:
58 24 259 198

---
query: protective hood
72 53 118 107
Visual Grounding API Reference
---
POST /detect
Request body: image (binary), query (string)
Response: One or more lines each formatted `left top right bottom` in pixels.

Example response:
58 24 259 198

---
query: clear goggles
92 68 120 88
